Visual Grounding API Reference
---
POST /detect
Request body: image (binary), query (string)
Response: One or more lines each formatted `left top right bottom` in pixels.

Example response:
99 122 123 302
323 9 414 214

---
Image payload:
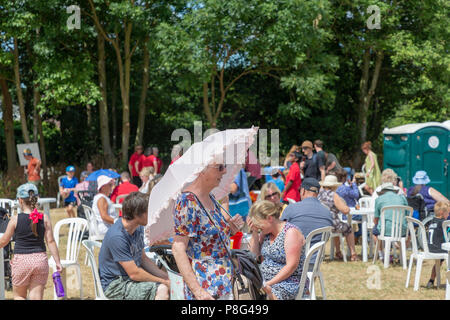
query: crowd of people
2 139 449 301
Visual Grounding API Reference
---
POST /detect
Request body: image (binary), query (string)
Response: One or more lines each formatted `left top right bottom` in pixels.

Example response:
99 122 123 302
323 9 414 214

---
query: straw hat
319 175 342 188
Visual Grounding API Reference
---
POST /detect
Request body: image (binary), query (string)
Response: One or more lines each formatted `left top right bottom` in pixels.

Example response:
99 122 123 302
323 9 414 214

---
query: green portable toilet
383 120 450 198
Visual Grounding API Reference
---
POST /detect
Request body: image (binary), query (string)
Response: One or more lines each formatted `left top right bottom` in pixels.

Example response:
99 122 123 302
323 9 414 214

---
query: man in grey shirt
282 177 333 264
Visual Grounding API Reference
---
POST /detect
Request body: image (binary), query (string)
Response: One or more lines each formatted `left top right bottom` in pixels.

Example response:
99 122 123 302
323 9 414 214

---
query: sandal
335 251 344 260
350 254 360 262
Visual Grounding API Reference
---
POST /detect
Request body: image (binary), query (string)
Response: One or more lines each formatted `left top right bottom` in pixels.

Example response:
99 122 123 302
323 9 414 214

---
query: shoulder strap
184 192 241 279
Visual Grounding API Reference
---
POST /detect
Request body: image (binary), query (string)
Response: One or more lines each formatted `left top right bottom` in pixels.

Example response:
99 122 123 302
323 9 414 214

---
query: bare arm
35 160 41 176
141 250 169 280
429 187 449 205
44 215 62 272
98 197 115 224
0 216 16 248
172 235 214 300
119 257 169 286
266 228 304 287
334 192 350 215
229 182 238 194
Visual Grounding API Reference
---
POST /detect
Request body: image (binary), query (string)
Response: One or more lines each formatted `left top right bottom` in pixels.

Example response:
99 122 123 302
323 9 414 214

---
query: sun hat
301 177 321 193
301 140 313 149
23 148 32 156
412 170 430 185
319 175 342 188
97 175 114 191
66 165 75 172
17 183 39 199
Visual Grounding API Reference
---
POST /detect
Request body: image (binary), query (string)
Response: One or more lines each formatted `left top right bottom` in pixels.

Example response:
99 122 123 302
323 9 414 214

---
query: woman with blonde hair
361 141 381 195
247 200 308 300
257 182 288 219
139 166 155 195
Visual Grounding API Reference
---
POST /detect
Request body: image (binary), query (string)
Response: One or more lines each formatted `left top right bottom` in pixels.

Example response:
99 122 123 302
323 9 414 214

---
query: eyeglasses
302 147 310 150
208 164 227 172
265 192 280 199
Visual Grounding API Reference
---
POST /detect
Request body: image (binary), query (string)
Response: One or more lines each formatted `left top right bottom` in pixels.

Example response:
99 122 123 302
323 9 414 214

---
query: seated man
110 172 139 217
99 192 170 300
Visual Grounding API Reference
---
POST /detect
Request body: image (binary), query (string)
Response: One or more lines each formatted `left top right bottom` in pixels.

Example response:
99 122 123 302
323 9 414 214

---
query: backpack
231 249 266 300
407 193 427 221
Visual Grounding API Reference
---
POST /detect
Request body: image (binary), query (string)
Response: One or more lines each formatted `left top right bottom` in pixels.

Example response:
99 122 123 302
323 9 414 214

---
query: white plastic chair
286 198 296 204
0 199 15 216
82 205 104 265
56 175 66 208
295 241 326 300
49 218 88 300
155 255 185 300
358 197 375 256
82 240 108 300
443 220 450 243
304 226 332 300
372 205 413 269
405 216 448 291
329 213 347 263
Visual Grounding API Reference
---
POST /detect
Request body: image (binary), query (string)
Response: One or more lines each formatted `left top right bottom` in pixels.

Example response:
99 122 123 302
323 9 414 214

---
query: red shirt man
149 147 163 174
128 146 144 187
281 152 302 202
110 172 139 216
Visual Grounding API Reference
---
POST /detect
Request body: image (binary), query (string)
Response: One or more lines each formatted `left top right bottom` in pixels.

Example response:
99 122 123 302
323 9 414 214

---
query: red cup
230 232 243 249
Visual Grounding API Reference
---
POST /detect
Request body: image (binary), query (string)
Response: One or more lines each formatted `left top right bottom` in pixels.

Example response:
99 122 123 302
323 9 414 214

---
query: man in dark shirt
313 140 326 182
300 140 322 181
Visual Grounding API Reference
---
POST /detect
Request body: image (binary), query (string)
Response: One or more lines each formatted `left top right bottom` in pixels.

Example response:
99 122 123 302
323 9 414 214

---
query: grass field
4 208 448 300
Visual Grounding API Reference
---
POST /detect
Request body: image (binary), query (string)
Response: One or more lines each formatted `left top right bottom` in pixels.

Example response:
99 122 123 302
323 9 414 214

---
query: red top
170 155 181 165
128 153 144 177
142 155 155 169
110 181 139 204
148 155 162 174
283 162 302 202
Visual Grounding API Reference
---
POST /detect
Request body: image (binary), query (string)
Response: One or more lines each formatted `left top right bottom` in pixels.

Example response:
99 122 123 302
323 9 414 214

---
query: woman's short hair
335 169 348 183
259 182 281 201
249 200 283 224
381 169 397 184
140 166 154 177
361 141 372 150
122 192 149 220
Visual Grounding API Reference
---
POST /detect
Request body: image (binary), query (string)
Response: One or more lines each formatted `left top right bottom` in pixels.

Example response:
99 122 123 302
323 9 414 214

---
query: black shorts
64 201 77 207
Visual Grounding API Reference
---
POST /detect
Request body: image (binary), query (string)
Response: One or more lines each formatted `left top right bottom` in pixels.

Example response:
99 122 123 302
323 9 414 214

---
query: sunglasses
209 164 227 171
265 192 280 199
302 147 311 150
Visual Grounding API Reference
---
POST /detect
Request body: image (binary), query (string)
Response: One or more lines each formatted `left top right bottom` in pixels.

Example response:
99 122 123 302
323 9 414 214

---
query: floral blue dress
173 192 233 300
260 222 309 300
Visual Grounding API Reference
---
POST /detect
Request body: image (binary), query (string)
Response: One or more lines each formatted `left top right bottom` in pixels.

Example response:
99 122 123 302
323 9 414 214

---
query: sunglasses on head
265 192 279 199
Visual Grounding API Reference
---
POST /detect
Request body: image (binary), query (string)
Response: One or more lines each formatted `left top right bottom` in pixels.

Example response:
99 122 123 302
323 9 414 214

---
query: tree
156 0 337 128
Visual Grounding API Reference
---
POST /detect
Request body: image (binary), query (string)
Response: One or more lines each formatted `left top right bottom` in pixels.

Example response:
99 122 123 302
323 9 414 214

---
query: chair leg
372 239 379 264
384 240 391 269
330 237 335 261
435 260 441 288
405 255 414 288
76 265 83 300
318 272 326 300
414 257 423 291
401 239 407 270
341 236 347 263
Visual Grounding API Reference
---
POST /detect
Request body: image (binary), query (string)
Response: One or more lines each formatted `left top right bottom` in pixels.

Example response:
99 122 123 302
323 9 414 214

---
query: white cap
97 175 114 191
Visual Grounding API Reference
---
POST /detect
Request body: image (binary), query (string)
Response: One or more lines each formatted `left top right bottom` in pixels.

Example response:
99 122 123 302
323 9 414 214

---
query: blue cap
16 183 39 199
66 165 75 172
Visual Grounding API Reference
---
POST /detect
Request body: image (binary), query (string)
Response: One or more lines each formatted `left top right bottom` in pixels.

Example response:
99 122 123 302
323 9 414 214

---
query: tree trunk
97 33 114 167
203 82 215 128
355 48 384 169
118 22 132 167
135 37 150 146
33 90 48 191
0 78 18 174
112 77 117 151
13 38 31 143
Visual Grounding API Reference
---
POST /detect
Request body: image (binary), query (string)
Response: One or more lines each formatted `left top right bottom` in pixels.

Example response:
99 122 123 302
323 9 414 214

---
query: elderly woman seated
318 175 358 261
247 200 308 300
371 169 410 262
